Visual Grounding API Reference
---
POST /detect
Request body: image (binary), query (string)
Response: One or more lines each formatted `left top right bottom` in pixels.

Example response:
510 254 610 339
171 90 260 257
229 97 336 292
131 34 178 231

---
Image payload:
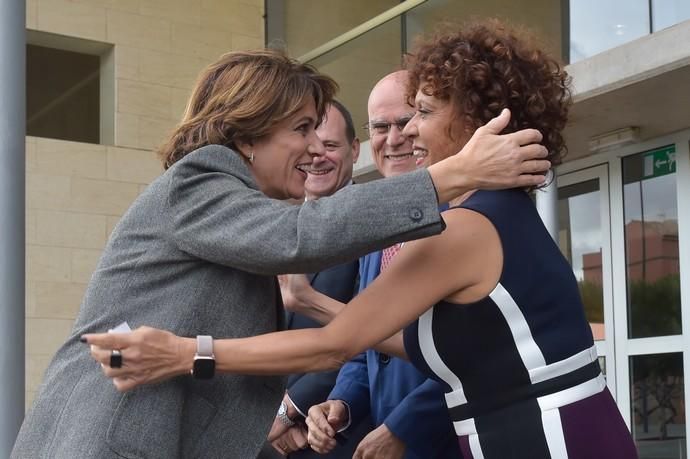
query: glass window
623 146 681 338
307 18 403 142
405 0 563 60
558 179 605 340
631 353 686 458
570 0 649 63
652 0 690 31
26 44 101 144
266 0 399 58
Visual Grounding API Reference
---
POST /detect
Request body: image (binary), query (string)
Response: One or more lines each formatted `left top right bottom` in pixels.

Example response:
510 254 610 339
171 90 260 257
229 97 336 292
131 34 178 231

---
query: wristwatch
277 401 296 427
191 335 215 379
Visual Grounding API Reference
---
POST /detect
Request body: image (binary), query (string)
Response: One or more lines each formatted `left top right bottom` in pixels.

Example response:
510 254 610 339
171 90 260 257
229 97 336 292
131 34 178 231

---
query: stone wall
24 0 264 407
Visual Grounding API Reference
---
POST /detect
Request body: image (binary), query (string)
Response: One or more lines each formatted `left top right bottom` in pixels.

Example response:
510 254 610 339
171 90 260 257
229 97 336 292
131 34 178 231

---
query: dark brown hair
406 19 571 166
158 49 338 169
329 99 356 144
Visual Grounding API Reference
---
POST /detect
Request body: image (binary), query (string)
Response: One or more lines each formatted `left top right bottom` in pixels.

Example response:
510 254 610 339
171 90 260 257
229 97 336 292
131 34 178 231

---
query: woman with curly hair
85 21 637 458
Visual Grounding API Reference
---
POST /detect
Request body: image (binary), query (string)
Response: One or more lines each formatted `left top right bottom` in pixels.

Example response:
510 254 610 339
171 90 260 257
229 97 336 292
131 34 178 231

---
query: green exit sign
643 145 676 179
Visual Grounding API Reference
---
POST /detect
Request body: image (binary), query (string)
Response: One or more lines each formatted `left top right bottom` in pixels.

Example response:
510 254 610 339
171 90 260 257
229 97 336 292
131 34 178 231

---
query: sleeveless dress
403 189 638 459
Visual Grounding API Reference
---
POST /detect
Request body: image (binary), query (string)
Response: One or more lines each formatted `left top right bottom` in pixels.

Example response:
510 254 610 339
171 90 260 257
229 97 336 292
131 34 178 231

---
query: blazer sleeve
166 146 445 275
382 378 456 457
328 353 371 428
287 370 341 417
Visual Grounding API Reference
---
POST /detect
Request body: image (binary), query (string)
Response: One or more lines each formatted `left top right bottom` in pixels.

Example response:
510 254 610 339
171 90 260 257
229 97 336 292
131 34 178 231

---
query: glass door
620 145 685 458
556 164 616 393
559 138 689 459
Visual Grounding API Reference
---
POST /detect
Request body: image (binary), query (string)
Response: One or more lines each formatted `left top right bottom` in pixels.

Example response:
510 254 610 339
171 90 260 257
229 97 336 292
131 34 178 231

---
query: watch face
193 356 215 379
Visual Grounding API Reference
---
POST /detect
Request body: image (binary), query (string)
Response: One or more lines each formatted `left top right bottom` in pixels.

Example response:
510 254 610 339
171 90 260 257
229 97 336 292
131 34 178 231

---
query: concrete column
0 0 26 455
536 172 559 242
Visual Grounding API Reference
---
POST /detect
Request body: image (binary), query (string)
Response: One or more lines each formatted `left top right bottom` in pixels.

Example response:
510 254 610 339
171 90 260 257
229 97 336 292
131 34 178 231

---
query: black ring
110 349 122 368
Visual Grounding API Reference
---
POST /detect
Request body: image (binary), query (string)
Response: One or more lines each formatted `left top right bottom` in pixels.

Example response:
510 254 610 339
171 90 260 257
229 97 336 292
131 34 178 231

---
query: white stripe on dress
469 433 486 459
541 409 569 459
537 374 607 459
417 282 603 457
453 417 478 436
489 283 547 378
418 307 468 406
529 344 598 384
537 374 606 411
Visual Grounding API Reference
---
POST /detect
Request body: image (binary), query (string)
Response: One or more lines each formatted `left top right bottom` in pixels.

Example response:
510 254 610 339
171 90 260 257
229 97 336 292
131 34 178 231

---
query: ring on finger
110 349 123 368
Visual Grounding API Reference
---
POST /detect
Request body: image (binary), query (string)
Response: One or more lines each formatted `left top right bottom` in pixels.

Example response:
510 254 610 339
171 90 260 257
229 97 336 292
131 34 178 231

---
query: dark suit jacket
285 263 372 459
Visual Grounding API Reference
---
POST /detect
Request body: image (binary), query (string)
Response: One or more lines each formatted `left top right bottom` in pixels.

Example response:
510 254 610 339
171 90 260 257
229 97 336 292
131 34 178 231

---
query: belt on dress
446 344 604 434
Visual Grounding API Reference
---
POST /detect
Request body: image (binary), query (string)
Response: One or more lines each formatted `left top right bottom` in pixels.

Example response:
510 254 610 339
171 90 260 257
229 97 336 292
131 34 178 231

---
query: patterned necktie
380 243 402 272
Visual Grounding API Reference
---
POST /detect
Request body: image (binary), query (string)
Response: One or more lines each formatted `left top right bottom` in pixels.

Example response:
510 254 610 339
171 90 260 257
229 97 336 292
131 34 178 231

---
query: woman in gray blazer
14 48 547 459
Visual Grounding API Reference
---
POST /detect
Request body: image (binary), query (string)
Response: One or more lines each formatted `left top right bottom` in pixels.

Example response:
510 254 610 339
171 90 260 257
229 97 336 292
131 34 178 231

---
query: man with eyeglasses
306 71 461 459
364 72 419 178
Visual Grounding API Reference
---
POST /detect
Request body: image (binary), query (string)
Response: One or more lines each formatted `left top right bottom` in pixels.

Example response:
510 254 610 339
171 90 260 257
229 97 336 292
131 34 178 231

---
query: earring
249 151 254 163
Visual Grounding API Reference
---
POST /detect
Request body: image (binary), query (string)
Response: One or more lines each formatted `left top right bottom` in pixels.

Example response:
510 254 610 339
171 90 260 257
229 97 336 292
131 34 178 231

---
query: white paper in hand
108 322 132 334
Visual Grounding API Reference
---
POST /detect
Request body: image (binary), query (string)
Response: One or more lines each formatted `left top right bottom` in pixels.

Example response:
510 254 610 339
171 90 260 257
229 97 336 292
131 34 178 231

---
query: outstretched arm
84 228 451 387
282 274 406 357
84 208 497 390
85 182 502 391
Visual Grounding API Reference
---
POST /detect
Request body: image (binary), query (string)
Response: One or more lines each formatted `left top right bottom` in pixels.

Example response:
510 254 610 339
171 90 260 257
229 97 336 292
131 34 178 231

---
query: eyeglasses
363 114 414 137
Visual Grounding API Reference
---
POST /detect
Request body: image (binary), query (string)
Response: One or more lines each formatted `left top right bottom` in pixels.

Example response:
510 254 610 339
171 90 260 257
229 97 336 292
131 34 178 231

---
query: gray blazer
12 145 445 459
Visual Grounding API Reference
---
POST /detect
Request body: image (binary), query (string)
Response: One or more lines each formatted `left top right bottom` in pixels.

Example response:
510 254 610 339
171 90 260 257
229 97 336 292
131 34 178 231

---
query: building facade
17 0 690 457
267 1 690 457
22 0 264 410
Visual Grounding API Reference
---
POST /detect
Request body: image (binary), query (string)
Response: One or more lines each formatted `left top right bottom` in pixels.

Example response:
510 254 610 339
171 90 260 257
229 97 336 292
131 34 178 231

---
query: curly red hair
406 19 571 166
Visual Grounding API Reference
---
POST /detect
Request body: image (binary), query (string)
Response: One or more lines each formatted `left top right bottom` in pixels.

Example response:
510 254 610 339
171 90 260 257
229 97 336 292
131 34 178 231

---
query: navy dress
403 189 638 459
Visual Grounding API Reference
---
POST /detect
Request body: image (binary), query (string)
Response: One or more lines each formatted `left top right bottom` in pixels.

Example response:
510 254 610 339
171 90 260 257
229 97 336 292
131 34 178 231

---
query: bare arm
284 277 405 357
200 209 496 375
280 274 344 325
85 208 500 391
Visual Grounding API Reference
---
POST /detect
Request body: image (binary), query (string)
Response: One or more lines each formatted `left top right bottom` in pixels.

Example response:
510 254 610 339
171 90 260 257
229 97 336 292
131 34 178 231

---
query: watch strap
277 401 296 427
196 335 213 356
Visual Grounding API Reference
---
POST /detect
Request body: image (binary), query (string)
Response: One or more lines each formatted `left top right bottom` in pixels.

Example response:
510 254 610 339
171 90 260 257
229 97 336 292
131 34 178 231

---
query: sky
569 0 690 63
